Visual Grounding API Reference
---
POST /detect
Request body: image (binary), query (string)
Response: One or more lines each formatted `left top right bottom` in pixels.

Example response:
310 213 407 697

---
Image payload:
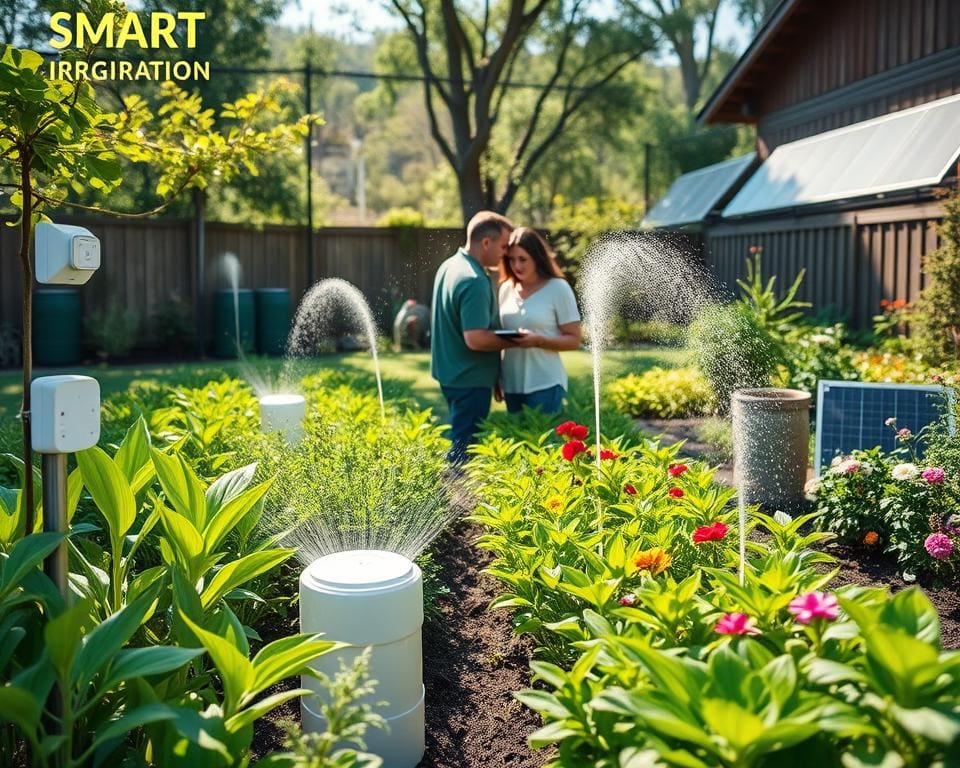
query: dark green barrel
255 288 291 356
33 289 82 366
213 289 256 358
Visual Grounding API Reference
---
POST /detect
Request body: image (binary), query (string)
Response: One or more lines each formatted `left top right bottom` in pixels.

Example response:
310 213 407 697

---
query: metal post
644 142 652 212
304 62 315 288
41 453 68 598
194 188 206 357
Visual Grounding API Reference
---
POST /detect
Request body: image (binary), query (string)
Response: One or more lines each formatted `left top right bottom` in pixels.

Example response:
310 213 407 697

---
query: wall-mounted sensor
35 223 101 285
30 375 100 454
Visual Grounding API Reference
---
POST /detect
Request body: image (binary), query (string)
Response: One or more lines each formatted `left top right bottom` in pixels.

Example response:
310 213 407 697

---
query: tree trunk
458 157 488 225
676 38 702 112
18 154 35 534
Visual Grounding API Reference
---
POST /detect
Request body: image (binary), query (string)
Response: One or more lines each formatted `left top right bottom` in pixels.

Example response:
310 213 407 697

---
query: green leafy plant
912 189 960 364
607 366 714 418
86 300 139 360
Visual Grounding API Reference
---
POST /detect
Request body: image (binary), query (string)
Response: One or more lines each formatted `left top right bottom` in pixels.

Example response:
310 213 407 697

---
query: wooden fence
0 218 462 351
703 201 944 328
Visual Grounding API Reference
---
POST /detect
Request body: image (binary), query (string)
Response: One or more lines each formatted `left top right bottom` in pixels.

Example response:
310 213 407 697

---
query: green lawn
0 345 687 419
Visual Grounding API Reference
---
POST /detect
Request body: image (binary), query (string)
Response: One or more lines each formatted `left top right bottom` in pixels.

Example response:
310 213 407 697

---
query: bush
774 323 858 394
687 302 780 410
152 293 195 356
609 318 685 346
607 366 713 418
86 300 139 359
912 190 960 363
377 207 425 228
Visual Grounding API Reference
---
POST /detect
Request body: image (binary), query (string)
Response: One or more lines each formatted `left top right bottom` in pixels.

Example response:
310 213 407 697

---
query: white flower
773 510 793 525
892 462 920 481
809 334 832 345
860 463 874 475
830 455 845 468
835 459 860 475
803 478 820 501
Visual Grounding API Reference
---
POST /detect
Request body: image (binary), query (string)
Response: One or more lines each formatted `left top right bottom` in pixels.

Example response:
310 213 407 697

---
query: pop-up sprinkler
259 393 306 443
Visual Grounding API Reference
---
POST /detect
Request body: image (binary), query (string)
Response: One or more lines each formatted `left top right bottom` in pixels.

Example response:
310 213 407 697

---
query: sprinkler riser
259 394 306 443
300 550 424 768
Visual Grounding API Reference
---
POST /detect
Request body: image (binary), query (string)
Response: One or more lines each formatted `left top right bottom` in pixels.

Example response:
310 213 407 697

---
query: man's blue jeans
504 384 566 415
441 385 492 464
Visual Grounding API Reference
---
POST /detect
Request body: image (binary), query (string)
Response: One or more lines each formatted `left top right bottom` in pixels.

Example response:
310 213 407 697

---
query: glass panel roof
643 152 756 227
724 93 960 217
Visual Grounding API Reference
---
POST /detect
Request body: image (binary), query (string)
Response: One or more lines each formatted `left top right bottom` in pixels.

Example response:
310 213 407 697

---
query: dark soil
250 521 548 766
249 500 960 765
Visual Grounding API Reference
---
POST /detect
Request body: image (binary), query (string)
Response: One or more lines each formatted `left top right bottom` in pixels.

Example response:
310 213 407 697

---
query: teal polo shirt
430 248 500 388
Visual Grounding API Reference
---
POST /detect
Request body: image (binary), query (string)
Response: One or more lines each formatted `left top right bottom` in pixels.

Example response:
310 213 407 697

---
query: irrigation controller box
31 375 101 454
35 222 101 285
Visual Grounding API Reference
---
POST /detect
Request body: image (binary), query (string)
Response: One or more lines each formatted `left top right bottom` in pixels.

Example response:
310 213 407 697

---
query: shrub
687 302 780 410
607 366 713 418
912 190 960 363
609 318 686 346
86 300 139 359
377 206 425 228
774 322 859 394
547 195 645 268
152 293 195 356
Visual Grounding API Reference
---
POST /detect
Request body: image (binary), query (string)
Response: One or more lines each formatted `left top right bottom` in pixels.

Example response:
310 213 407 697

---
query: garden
3 11 960 768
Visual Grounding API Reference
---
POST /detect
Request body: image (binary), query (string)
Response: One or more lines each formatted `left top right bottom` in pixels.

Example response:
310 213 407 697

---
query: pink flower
837 459 860 475
623 483 637 495
668 463 689 477
932 374 944 383
897 428 913 441
715 612 760 636
600 449 619 461
788 592 839 624
925 533 953 560
922 467 946 485
693 522 729 543
668 486 684 499
561 440 587 461
884 417 897 427
618 594 637 606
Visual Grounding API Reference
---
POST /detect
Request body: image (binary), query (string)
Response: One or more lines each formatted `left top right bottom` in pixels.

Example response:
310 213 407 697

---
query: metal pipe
41 453 68 598
305 62 315 289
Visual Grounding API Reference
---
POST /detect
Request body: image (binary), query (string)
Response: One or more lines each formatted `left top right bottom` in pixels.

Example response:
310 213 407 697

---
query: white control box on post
31 375 101 597
35 222 100 285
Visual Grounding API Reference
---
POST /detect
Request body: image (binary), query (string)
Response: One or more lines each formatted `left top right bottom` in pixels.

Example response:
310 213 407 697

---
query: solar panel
723 92 960 217
643 153 755 228
814 381 955 475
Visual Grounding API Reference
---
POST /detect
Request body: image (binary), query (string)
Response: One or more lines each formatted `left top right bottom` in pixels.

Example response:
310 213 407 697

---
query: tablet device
494 329 524 339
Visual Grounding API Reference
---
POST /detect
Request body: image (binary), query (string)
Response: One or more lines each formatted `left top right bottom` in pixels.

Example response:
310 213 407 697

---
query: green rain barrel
256 288 291 356
33 289 82 366
213 289 256 358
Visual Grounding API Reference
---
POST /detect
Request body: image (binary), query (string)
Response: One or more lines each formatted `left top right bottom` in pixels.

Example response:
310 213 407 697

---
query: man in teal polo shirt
431 211 517 463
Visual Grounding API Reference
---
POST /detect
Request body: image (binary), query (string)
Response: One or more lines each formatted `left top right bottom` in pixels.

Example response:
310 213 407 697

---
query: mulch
250 515 959 766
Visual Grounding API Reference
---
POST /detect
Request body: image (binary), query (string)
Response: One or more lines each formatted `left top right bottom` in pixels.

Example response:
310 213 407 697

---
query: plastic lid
304 550 416 594
260 393 305 406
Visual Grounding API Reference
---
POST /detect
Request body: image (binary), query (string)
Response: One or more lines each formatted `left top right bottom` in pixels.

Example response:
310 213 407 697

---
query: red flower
668 463 688 477
693 521 729 543
569 424 589 440
555 421 576 437
561 440 587 461
668 486 684 499
623 483 637 495
600 449 619 461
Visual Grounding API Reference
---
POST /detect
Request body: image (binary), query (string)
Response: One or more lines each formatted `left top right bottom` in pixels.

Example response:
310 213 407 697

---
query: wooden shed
660 0 960 328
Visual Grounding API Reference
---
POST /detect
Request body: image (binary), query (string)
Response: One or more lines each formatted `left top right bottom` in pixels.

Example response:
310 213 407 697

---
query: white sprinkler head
259 394 306 443
300 550 424 768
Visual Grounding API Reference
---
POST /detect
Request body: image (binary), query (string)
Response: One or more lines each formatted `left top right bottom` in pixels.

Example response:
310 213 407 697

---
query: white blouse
498 278 581 394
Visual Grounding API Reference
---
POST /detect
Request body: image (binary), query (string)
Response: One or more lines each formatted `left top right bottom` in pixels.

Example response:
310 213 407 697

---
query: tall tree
621 0 722 112
734 0 780 34
384 0 654 222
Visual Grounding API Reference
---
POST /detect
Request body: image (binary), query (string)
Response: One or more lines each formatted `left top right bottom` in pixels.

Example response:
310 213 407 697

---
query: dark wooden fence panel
704 202 944 330
0 217 463 353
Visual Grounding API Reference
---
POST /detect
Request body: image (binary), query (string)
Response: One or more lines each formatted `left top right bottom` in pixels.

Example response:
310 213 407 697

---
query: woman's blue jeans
504 384 566 415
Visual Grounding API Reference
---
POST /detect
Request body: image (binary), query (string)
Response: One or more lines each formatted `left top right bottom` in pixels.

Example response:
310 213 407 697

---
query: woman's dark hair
500 227 564 284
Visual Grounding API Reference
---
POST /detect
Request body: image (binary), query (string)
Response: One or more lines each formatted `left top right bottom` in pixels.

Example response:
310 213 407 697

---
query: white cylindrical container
259 394 306 443
300 550 424 768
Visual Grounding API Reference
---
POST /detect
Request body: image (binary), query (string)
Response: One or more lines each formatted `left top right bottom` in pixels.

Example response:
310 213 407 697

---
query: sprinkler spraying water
286 278 385 420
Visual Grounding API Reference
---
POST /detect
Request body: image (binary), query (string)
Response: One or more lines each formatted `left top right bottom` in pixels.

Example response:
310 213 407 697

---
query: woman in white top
498 227 582 415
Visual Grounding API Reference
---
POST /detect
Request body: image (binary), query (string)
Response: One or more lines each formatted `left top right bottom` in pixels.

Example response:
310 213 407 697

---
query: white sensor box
35 222 100 285
31 376 100 454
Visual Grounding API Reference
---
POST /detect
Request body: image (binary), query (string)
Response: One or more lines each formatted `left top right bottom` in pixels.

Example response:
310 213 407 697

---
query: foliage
610 318 686 346
151 293 196 356
377 207 425 228
687 302 779 410
469 416 960 766
772 323 858 395
548 196 645 268
86 300 139 359
607 366 714 419
852 351 955 385
811 420 960 580
912 190 960 364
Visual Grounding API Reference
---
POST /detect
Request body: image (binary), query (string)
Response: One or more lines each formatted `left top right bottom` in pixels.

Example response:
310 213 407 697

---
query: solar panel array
815 381 954 475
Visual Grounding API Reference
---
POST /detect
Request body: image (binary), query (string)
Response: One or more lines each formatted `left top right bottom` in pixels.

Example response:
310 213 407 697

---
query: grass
0 345 687 420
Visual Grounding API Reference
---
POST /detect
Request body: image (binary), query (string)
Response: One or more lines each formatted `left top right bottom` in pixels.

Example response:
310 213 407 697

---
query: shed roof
722 93 960 218
643 153 757 228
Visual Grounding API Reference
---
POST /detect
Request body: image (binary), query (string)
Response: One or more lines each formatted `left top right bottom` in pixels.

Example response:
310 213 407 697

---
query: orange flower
634 547 672 575
863 531 879 546
544 495 564 513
